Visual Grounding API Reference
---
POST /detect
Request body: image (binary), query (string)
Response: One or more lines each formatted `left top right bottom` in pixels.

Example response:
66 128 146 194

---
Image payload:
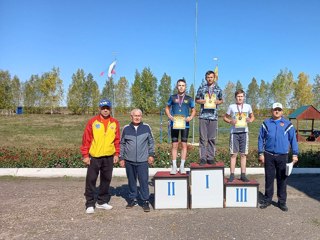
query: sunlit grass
0 113 319 152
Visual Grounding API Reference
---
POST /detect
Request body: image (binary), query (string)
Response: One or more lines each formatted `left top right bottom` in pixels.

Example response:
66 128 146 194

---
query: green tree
221 81 236 112
40 67 63 114
84 73 100 114
271 69 295 109
67 69 86 114
101 77 115 104
0 70 12 111
140 67 158 113
131 68 157 114
236 80 243 91
188 83 195 99
312 74 320 110
158 73 172 110
23 75 41 113
246 77 259 111
11 75 22 109
115 76 130 113
131 70 142 109
293 72 313 107
259 80 272 110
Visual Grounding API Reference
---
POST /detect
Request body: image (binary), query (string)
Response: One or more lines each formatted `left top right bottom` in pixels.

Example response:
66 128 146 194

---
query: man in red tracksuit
80 98 120 214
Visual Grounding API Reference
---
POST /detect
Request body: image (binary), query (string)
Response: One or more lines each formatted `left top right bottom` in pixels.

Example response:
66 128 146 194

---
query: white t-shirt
226 103 253 133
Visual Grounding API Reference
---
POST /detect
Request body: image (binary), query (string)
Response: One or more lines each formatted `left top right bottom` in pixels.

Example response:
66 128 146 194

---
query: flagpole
112 52 117 117
192 0 198 144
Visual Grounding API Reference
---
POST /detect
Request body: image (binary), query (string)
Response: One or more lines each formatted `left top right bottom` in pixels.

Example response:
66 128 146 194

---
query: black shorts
171 128 189 143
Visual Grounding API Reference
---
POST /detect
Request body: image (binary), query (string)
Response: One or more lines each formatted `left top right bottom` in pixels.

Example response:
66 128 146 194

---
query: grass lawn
0 113 319 152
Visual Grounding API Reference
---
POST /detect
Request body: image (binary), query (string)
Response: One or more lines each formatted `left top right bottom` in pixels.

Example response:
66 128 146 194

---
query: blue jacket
258 117 299 155
120 122 155 163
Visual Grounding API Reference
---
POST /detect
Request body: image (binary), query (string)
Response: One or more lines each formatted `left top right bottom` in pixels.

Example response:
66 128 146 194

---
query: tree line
0 67 319 115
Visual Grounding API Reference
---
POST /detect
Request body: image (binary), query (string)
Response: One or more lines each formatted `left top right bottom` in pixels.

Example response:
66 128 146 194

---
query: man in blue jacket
258 102 299 211
119 109 155 212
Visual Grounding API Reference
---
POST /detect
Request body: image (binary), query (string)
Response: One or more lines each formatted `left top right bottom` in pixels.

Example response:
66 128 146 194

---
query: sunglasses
101 106 111 110
273 108 282 112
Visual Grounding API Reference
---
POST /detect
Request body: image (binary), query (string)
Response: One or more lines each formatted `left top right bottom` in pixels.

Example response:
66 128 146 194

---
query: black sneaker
278 202 288 212
142 201 150 212
199 159 206 166
228 174 235 183
126 199 138 209
207 159 216 165
259 201 271 209
240 174 250 183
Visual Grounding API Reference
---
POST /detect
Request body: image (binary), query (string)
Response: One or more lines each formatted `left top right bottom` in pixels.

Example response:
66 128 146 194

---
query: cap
99 98 112 108
272 102 283 109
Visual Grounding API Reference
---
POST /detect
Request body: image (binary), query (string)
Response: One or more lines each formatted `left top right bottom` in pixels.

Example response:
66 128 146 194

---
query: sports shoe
142 201 150 212
126 199 138 209
228 174 235 183
85 206 94 214
207 159 216 165
240 174 250 182
179 165 186 174
278 202 288 212
199 159 206 166
259 201 271 209
170 165 177 175
96 203 113 210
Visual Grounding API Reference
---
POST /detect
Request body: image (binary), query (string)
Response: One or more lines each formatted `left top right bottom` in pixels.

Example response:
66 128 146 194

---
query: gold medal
238 116 242 120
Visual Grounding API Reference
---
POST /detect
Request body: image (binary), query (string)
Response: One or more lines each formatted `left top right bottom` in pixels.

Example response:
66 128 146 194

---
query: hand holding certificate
173 115 186 129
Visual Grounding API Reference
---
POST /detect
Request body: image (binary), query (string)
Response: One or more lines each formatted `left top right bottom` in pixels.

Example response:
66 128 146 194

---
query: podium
190 162 224 208
153 171 189 209
224 178 259 208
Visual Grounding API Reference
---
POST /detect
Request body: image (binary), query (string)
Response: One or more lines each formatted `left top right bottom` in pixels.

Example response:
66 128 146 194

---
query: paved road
0 174 319 240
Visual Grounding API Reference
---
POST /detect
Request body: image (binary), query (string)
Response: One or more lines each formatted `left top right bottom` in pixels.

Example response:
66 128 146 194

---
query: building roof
288 105 320 120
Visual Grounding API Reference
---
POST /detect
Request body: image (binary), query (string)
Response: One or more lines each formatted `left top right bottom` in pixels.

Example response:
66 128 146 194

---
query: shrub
0 146 318 168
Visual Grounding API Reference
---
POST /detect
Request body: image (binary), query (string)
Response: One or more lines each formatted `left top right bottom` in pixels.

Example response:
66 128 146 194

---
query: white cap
272 102 283 109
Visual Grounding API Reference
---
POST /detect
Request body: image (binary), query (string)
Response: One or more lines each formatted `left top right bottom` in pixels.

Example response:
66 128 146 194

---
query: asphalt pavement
0 174 319 240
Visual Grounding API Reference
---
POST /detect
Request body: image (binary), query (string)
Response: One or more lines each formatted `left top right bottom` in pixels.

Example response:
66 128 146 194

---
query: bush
0 146 319 168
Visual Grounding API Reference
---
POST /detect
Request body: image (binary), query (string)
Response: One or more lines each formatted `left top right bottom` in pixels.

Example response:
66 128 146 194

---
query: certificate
235 113 247 128
173 115 186 129
286 162 293 176
204 93 216 109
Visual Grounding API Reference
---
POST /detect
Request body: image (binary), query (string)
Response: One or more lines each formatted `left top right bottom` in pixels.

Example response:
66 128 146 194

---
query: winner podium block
224 178 259 208
190 162 224 208
154 171 189 209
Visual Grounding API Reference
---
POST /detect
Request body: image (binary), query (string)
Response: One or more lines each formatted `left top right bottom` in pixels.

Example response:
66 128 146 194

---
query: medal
209 100 212 103
179 109 182 112
237 104 244 121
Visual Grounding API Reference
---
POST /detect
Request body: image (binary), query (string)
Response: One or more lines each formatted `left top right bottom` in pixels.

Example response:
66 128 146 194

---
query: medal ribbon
177 94 185 110
236 104 243 119
207 85 214 100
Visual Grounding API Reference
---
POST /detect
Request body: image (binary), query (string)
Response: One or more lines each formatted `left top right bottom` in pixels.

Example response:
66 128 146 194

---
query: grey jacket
120 122 155 163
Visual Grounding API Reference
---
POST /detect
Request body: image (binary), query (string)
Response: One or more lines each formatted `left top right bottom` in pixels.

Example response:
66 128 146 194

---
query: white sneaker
96 203 113 210
86 206 95 214
179 165 186 174
170 166 177 175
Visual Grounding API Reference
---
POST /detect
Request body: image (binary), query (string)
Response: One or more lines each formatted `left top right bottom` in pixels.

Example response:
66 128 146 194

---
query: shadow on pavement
287 174 320 202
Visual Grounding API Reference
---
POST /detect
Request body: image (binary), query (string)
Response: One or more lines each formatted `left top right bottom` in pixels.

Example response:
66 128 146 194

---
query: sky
1 0 319 105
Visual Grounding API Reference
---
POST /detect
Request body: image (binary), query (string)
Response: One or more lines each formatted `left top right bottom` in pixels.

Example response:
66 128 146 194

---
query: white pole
192 0 198 144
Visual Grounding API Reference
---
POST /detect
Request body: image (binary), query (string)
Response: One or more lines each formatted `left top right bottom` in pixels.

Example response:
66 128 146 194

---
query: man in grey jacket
119 109 155 212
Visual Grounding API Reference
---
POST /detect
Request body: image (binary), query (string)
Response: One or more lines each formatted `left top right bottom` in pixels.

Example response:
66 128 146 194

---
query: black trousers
84 155 114 208
264 152 288 204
